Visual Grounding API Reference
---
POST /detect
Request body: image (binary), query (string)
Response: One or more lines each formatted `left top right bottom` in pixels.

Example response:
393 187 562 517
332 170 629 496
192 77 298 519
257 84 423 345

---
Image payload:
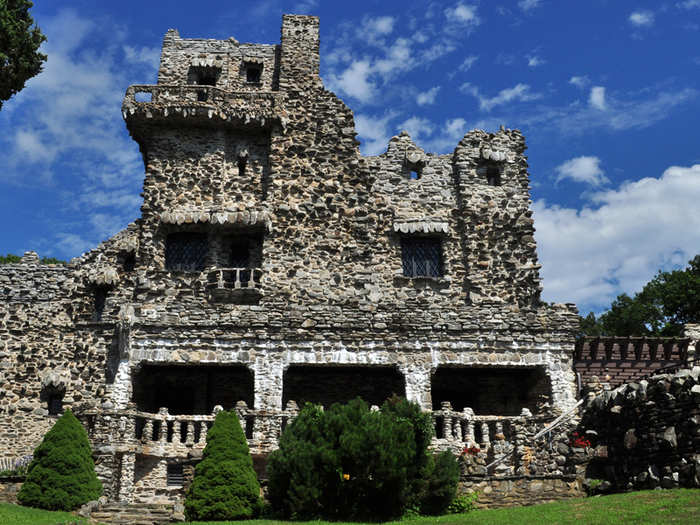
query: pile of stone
582 367 700 490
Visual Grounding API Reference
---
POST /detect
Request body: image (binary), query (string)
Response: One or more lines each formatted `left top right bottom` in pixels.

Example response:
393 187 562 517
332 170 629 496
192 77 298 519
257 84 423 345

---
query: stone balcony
205 267 263 304
122 84 288 137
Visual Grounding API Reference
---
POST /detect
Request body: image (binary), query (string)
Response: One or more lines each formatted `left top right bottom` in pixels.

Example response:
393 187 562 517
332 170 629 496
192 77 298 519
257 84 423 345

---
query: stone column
250 357 285 452
117 452 136 503
398 362 433 410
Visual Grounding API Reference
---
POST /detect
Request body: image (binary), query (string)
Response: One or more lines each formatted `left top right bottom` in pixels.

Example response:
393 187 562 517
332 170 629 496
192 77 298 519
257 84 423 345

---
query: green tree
184 410 261 521
579 255 700 337
17 409 102 510
0 253 21 264
267 397 458 521
0 0 46 109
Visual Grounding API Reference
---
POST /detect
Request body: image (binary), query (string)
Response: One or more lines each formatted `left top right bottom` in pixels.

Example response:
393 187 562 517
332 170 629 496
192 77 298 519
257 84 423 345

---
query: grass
0 502 90 524
2 489 698 525
186 489 700 525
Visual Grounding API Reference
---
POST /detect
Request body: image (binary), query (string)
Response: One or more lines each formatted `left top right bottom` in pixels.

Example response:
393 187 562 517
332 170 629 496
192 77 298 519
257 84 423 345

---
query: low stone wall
459 474 584 508
0 477 23 503
581 366 700 491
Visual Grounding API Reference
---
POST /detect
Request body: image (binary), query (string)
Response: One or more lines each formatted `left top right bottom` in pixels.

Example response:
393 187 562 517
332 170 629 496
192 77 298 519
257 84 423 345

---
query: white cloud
458 55 479 72
123 45 160 69
416 86 441 105
535 164 700 312
461 82 542 111
355 112 398 155
527 55 545 67
678 0 700 8
292 0 319 14
363 15 395 37
569 75 590 89
589 86 607 110
629 10 655 27
518 0 542 11
555 156 609 186
398 116 434 141
327 60 376 103
0 9 159 257
444 3 481 27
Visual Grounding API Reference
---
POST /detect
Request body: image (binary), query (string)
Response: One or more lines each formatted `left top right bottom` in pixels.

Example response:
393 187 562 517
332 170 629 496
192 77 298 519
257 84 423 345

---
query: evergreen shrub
17 409 102 510
184 410 261 521
267 396 459 520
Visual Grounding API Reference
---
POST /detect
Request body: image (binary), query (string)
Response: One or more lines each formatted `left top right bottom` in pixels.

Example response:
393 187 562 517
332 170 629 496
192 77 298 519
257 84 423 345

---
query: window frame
400 236 444 278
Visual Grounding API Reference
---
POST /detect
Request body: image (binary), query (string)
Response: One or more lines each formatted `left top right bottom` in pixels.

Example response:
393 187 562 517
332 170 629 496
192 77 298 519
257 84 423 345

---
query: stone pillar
117 452 136 503
398 363 433 410
250 358 284 451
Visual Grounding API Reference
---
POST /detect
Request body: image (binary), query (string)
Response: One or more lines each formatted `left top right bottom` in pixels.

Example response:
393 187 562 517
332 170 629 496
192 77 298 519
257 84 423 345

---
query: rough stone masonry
0 15 581 504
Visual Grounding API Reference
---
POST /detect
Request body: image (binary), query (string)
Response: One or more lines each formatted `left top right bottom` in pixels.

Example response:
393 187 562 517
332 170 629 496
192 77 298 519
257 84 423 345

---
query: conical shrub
17 409 102 510
185 410 261 521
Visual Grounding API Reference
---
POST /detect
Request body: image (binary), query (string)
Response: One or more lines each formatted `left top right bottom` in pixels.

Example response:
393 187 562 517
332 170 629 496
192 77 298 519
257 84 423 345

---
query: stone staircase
80 501 184 524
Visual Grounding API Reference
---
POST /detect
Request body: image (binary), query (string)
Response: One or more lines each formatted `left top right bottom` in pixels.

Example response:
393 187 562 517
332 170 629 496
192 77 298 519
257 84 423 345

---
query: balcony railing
80 400 552 469
122 84 286 130
205 267 262 303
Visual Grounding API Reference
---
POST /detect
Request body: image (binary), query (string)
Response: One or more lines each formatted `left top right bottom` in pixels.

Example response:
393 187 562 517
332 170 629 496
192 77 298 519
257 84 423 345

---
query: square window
166 463 184 486
245 62 262 83
187 66 219 86
165 233 208 272
401 237 443 278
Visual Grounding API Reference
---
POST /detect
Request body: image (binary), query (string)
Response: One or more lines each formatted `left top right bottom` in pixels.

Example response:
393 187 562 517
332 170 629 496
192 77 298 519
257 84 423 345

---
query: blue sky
1 0 699 315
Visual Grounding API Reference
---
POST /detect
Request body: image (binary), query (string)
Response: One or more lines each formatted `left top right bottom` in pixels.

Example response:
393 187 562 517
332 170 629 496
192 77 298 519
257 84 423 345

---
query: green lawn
0 502 90 524
2 489 698 525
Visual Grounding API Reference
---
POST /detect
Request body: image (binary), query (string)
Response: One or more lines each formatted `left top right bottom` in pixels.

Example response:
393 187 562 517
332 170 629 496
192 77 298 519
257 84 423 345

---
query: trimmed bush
421 450 460 515
267 397 459 521
184 410 261 521
17 409 102 510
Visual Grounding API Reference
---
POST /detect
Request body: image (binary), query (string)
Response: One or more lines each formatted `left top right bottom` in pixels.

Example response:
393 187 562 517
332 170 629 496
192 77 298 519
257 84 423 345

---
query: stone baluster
217 270 224 289
157 408 169 443
481 421 491 448
173 420 182 444
441 401 453 441
142 419 153 443
494 421 505 441
234 268 242 289
183 421 191 445
462 408 474 445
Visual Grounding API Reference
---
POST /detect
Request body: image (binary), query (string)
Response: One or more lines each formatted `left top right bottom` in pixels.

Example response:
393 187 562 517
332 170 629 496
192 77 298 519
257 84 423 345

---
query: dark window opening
165 232 208 272
132 364 254 415
245 62 262 83
187 66 219 86
431 367 551 416
401 237 443 277
48 392 63 416
166 463 184 486
123 252 136 272
93 286 110 321
237 156 247 177
283 365 405 408
486 165 501 186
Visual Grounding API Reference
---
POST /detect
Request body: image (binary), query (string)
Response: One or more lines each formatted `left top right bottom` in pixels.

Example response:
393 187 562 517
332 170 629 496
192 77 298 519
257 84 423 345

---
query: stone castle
0 15 584 504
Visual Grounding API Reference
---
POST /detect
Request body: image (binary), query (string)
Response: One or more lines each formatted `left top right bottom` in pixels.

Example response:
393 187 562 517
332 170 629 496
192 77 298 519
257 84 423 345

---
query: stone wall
0 477 23 504
581 366 700 490
459 475 584 508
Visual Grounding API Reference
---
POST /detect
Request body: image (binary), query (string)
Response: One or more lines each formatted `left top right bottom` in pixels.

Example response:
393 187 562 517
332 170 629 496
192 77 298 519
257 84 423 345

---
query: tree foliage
0 253 66 264
0 0 46 109
184 410 261 521
17 409 102 510
267 397 458 521
580 255 700 337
